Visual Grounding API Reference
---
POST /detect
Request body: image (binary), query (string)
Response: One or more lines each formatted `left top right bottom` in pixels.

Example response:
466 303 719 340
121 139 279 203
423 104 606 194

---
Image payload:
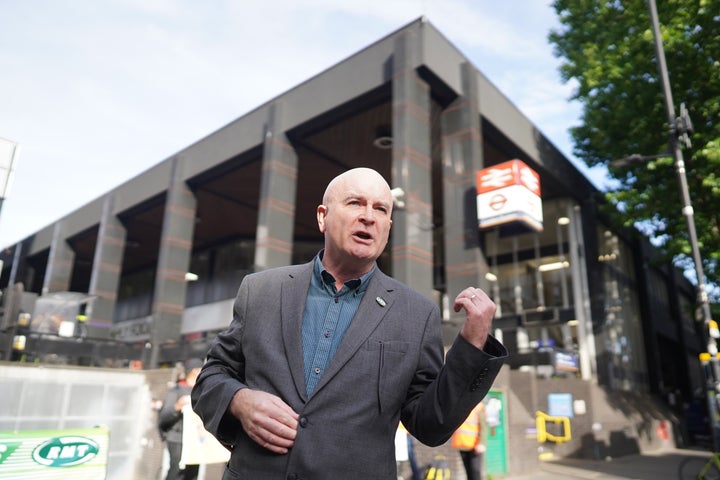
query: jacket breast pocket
367 339 410 413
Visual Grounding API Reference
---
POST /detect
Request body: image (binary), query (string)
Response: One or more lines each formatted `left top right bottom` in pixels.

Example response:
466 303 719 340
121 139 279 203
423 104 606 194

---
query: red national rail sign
476 159 543 232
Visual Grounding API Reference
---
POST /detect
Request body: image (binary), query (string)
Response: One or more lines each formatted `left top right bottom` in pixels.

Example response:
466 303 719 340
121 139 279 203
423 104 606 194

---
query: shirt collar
313 250 374 293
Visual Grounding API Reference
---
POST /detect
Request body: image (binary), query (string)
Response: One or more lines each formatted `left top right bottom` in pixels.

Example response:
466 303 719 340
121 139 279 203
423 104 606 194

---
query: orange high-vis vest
451 402 484 450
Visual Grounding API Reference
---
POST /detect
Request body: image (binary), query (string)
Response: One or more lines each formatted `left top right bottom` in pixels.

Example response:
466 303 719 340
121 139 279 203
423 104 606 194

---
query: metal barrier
1 362 175 480
535 410 571 444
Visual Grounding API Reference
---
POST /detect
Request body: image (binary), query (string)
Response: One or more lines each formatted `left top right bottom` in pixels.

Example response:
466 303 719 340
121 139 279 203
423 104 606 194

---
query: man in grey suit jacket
191 167 507 480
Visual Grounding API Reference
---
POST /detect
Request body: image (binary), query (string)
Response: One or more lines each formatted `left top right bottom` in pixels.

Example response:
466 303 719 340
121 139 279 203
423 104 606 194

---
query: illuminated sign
554 351 579 373
476 159 543 233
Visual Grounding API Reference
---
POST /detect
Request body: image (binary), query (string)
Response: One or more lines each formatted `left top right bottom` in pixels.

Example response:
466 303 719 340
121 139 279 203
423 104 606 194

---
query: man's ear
317 204 327 233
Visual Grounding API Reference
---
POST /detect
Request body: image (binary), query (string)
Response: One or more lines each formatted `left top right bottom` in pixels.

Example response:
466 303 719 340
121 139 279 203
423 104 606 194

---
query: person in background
158 358 203 480
451 401 487 480
192 167 507 479
406 426 422 480
396 422 421 480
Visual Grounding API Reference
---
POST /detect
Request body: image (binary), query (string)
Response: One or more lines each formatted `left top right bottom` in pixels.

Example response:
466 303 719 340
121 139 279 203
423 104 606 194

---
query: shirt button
299 417 308 428
314 367 321 374
324 330 330 338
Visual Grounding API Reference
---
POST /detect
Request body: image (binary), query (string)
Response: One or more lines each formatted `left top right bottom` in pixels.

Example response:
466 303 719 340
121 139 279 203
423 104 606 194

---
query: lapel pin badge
376 296 386 307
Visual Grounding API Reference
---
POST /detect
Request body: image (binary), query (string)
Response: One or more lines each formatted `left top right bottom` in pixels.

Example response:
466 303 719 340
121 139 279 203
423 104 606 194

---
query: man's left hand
453 287 496 350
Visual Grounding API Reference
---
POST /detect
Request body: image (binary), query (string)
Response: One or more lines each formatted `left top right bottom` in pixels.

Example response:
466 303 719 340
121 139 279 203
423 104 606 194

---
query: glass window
186 239 256 307
482 198 577 358
596 227 647 392
115 268 155 322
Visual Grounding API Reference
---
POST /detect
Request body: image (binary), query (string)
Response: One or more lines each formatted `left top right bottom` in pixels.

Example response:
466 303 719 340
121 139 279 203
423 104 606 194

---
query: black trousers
165 441 200 480
459 450 484 480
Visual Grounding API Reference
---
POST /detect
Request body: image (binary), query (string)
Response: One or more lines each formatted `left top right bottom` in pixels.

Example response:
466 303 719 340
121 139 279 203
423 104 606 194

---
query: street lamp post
645 0 718 450
646 0 712 329
615 0 718 450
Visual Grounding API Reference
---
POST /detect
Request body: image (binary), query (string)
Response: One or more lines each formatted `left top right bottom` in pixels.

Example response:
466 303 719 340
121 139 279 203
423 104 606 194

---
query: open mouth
354 231 372 241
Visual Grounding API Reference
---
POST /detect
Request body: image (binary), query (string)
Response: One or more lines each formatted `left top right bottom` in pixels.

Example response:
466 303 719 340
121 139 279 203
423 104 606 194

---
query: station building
0 17 708 471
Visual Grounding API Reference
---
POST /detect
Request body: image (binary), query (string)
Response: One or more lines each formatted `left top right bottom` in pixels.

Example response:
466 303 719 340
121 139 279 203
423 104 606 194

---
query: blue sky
0 0 608 248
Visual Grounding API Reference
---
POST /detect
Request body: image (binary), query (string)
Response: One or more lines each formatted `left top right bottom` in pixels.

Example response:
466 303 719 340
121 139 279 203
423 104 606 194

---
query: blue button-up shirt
302 254 374 396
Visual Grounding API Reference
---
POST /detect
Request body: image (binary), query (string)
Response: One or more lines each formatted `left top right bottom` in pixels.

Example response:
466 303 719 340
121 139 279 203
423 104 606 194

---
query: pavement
202 447 713 479
504 447 714 479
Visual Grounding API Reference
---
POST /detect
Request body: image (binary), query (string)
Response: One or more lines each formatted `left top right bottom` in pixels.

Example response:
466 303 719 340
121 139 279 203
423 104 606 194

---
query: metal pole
647 0 718 449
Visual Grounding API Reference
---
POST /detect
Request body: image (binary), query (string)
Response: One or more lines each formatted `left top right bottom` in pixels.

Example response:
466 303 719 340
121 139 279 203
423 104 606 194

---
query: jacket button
299 417 308 427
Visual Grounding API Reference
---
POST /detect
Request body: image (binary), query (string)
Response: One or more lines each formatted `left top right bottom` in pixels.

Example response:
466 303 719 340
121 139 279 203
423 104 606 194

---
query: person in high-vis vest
451 401 487 480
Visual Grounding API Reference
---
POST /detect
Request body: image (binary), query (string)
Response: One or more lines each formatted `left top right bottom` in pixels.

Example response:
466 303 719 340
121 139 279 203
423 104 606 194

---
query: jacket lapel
280 262 314 402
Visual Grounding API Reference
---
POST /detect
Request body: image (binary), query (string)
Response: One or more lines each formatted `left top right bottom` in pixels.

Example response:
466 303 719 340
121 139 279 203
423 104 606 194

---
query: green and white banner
0 426 109 479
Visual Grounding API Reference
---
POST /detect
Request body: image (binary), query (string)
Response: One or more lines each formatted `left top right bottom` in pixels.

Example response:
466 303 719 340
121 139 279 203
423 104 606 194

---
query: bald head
322 168 392 208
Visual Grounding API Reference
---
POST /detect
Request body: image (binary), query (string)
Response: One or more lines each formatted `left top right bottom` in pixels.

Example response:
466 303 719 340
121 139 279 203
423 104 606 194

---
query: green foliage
549 0 720 299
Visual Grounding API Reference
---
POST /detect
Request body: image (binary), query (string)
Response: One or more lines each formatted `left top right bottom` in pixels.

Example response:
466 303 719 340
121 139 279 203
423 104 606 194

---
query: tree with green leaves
549 0 720 309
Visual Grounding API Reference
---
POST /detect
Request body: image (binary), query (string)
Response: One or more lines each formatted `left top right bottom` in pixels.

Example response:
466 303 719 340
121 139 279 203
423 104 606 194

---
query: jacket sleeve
190 278 251 448
400 307 508 447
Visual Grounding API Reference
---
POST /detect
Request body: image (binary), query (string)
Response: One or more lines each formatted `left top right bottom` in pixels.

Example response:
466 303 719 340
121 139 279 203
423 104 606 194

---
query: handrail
535 410 571 444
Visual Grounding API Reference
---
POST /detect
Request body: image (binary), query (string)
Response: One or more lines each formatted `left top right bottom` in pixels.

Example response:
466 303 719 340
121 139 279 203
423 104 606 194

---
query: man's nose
359 206 375 222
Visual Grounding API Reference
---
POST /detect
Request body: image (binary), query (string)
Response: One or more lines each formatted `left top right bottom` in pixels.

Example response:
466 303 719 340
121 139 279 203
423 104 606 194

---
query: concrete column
7 241 23 287
150 155 197 368
390 30 434 300
43 221 75 294
87 194 126 338
440 62 490 331
254 102 298 271
0 244 24 334
569 202 597 381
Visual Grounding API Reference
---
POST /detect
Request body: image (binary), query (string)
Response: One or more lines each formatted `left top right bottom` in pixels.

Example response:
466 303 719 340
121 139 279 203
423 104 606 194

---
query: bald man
192 167 507 480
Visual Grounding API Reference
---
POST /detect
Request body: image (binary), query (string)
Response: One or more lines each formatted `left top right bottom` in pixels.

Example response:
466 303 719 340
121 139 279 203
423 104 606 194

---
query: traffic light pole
647 0 719 450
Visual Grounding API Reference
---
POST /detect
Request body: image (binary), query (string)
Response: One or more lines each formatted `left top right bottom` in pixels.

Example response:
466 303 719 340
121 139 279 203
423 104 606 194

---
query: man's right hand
229 388 299 454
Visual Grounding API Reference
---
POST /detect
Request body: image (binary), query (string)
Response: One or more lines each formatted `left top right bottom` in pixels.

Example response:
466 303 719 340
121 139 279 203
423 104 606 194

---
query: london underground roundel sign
476 159 543 232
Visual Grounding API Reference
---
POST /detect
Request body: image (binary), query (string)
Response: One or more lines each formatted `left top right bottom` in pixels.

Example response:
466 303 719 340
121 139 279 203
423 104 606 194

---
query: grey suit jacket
191 260 507 480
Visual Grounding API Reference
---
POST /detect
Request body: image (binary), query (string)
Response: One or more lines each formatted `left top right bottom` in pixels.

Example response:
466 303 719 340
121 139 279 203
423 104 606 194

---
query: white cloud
0 0 590 247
